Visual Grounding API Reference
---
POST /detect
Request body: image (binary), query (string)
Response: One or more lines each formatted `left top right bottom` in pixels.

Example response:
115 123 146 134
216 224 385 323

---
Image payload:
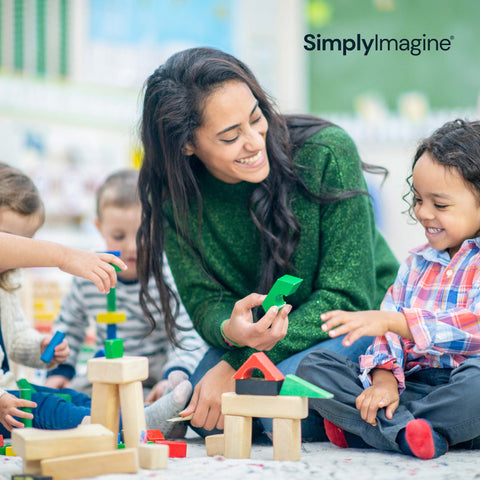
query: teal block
262 275 303 312
279 374 333 399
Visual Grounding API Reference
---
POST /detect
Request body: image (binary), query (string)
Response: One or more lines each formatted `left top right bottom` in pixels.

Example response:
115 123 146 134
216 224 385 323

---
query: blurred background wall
0 0 479 262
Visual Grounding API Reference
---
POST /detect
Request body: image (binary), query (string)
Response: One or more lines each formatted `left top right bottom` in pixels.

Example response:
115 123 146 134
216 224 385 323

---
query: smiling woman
136 47 399 440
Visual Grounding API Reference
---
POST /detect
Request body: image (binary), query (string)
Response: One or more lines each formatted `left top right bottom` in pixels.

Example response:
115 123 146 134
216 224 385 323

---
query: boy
45 170 206 402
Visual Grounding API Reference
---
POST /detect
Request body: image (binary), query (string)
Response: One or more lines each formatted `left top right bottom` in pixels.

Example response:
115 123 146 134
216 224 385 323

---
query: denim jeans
189 334 374 441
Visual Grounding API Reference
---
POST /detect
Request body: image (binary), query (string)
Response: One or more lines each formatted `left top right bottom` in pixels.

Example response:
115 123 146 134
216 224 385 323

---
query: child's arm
0 233 127 293
321 309 413 347
0 392 36 431
355 368 399 426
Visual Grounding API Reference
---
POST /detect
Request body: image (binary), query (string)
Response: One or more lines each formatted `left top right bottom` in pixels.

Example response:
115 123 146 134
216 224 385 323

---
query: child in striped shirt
45 169 207 436
297 119 480 459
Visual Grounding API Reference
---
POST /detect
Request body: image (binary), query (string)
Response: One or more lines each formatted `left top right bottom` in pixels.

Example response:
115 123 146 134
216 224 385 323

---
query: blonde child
45 169 206 436
297 119 480 459
0 162 126 433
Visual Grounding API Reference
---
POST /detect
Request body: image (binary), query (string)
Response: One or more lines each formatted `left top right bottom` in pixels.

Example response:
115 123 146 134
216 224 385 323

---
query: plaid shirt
359 238 480 392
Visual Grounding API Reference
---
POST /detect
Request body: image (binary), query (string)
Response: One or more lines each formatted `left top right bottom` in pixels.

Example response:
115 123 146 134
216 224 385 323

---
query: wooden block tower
205 352 333 461
86 251 148 449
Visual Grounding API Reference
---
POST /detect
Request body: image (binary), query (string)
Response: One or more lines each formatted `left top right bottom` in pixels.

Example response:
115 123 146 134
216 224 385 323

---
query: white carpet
1 433 479 480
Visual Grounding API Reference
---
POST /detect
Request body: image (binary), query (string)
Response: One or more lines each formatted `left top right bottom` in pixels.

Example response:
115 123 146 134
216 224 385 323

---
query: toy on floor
9 254 170 479
205 352 332 461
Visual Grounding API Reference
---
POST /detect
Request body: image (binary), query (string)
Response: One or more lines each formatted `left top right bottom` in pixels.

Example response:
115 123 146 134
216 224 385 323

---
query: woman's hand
0 393 36 431
222 293 291 351
320 310 412 346
41 336 70 366
180 360 235 431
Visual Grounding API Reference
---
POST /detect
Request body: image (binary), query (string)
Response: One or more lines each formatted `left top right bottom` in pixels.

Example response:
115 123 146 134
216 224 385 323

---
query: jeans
2 384 91 438
189 334 374 441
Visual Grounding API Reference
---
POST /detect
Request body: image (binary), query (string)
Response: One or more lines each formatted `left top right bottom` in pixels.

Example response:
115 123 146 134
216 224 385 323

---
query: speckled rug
1 433 479 480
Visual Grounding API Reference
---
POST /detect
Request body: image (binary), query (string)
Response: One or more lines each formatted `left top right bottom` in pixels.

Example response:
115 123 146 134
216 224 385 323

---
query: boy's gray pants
297 350 480 452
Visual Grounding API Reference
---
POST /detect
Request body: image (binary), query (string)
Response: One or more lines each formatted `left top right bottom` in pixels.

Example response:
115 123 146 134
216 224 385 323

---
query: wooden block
273 418 301 461
96 311 126 324
235 378 284 396
23 459 42 475
222 392 308 419
119 381 146 448
11 424 115 461
104 338 124 359
233 352 284 381
87 356 148 384
279 374 333 398
138 443 168 469
224 415 252 459
90 383 120 448
41 448 138 480
146 429 164 441
6 445 16 456
154 440 187 458
205 434 225 456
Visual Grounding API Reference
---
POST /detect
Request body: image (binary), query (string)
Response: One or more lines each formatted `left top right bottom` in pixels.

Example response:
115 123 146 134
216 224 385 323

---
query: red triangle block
233 352 285 381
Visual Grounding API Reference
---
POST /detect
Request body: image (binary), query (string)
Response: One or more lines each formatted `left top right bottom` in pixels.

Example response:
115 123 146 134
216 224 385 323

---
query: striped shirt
359 238 480 392
48 259 207 385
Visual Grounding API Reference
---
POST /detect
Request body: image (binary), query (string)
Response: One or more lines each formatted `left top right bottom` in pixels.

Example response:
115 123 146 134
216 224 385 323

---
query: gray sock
144 379 192 438
163 370 189 395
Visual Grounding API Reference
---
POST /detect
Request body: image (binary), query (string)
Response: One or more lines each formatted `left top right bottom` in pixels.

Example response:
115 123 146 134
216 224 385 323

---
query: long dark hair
137 47 383 344
404 119 480 220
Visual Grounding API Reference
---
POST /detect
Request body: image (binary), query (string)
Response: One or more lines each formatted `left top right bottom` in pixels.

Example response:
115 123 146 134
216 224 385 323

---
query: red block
0 434 3 447
233 352 284 381
154 440 187 458
146 429 164 441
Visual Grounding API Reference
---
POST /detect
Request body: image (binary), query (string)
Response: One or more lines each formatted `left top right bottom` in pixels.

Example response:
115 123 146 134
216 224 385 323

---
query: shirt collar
410 237 480 265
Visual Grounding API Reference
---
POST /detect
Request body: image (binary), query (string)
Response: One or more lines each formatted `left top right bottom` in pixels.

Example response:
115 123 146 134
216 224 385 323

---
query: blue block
41 331 65 363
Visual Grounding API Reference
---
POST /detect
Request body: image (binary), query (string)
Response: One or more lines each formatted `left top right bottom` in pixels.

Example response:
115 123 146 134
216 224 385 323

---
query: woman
136 47 399 437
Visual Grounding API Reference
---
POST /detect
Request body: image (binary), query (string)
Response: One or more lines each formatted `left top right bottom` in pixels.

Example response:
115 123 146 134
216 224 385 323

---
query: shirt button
446 270 452 277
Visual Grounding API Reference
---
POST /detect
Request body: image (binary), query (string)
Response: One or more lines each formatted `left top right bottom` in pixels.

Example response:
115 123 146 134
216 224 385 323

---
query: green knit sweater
165 125 399 370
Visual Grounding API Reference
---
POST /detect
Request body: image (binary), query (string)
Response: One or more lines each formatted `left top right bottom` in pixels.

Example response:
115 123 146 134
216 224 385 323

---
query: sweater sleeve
1 271 46 369
47 278 90 377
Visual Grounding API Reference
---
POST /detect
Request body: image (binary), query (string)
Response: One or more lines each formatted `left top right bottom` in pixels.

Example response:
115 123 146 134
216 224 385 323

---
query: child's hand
41 336 70 366
355 369 399 426
0 393 36 431
44 375 71 389
144 380 168 405
321 310 411 346
58 248 127 294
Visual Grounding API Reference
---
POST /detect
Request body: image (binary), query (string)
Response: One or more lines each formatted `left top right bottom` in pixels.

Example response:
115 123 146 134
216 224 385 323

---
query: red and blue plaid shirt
359 238 480 392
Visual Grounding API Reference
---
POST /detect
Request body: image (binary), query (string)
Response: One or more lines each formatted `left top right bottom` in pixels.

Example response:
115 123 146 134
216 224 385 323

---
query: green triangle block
279 374 333 399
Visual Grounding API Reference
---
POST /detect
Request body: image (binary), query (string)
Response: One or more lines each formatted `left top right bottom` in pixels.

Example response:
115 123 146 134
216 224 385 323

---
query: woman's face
185 80 270 184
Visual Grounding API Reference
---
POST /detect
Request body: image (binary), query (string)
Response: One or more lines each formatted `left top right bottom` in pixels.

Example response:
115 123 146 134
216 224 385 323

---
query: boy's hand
321 310 412 346
41 336 70 366
355 369 399 426
44 375 71 389
58 248 127 294
0 393 36 431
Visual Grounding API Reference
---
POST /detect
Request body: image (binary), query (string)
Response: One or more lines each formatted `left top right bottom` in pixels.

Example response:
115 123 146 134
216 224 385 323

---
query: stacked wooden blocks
205 352 332 461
